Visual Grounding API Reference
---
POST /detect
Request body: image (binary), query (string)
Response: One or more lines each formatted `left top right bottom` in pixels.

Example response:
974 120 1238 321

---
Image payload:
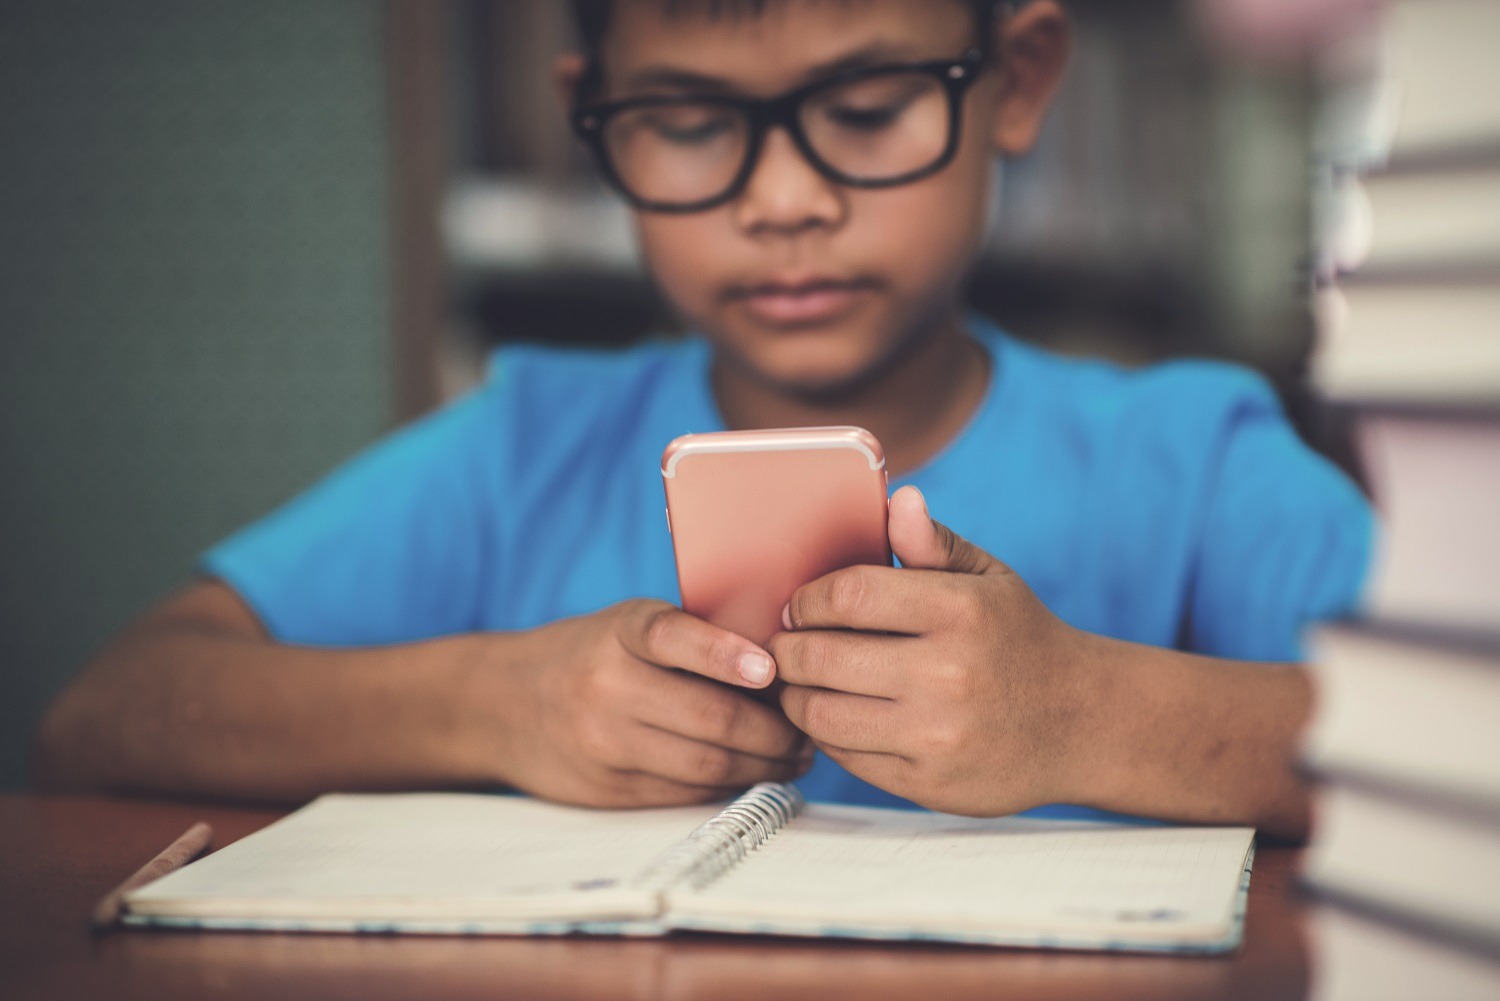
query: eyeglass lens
600 70 952 208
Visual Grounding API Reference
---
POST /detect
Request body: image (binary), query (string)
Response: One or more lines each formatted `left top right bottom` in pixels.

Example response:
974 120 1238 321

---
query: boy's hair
569 1 1002 61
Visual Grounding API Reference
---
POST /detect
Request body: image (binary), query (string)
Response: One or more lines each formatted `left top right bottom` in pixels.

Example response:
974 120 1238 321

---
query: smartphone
661 426 892 646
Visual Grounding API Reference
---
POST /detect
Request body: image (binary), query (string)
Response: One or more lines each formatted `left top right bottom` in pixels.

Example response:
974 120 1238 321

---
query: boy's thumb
888 485 1001 576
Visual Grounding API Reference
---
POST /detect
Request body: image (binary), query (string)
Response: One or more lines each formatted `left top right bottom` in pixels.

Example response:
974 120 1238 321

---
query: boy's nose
732 128 847 236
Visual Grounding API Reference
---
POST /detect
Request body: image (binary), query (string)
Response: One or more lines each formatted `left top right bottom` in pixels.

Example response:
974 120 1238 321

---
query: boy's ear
988 1 1071 157
553 52 588 109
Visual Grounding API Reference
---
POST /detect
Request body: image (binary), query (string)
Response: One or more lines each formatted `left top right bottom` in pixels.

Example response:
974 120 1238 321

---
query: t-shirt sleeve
199 386 505 646
1185 376 1374 662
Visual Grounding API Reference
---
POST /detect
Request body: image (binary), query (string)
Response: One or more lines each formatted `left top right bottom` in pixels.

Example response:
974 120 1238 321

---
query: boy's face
585 0 1064 399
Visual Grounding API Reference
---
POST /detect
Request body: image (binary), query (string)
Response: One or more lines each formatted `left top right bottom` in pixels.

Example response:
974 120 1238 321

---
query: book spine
633 783 805 892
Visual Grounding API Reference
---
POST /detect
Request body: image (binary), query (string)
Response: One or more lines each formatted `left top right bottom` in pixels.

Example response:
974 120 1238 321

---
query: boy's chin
735 351 892 404
711 315 913 403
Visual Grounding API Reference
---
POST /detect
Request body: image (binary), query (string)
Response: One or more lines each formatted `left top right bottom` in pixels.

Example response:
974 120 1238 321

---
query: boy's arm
35 581 809 806
1046 633 1314 838
34 581 504 802
769 487 1316 840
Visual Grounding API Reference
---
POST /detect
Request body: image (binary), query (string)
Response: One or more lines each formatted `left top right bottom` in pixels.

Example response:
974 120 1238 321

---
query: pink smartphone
662 426 892 647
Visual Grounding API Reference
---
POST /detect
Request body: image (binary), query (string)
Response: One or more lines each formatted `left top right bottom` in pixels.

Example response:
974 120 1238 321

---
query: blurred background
0 0 1338 792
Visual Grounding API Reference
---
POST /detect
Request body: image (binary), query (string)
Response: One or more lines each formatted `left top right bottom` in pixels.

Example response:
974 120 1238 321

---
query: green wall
0 1 395 789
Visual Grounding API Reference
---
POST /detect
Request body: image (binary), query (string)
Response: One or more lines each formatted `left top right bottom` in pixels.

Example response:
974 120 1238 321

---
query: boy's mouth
725 276 879 328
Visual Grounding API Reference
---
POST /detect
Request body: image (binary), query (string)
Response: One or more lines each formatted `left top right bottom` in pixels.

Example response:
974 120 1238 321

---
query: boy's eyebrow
618 41 932 96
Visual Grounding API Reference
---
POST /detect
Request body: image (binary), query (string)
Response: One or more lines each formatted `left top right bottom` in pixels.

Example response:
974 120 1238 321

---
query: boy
35 0 1371 841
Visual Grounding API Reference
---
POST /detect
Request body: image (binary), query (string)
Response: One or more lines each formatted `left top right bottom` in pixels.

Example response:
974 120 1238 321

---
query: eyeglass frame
570 49 991 214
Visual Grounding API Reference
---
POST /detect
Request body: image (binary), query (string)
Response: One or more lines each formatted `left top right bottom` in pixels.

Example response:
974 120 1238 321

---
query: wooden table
0 795 1309 1000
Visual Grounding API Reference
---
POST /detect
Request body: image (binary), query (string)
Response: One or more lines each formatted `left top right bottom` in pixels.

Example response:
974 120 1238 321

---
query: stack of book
1302 2 1500 998
1312 0 1500 400
1303 621 1500 999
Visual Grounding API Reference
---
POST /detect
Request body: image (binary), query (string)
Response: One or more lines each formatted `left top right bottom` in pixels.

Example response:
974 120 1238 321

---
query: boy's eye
806 74 935 135
822 101 907 131
639 107 737 145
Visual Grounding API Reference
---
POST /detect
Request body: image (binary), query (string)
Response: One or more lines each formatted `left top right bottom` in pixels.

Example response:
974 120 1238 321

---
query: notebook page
671 804 1254 948
128 793 720 922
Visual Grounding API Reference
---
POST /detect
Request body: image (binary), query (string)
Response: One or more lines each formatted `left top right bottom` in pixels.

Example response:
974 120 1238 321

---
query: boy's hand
769 486 1098 816
499 600 811 809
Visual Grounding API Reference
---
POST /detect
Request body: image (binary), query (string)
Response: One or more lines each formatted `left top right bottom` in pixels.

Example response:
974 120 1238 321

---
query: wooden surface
0 795 1310 1001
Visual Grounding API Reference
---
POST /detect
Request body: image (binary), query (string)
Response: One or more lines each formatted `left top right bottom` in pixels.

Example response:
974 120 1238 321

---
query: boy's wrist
440 630 533 790
1047 627 1131 809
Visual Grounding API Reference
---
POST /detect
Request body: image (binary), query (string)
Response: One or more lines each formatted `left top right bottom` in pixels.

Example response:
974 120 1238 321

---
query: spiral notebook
122 784 1256 953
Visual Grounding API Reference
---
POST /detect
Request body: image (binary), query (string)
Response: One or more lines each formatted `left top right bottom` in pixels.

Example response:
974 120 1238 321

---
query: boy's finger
887 485 1005 576
779 686 904 754
620 603 776 688
766 630 909 698
784 564 957 633
601 773 746 809
623 723 810 790
629 666 809 761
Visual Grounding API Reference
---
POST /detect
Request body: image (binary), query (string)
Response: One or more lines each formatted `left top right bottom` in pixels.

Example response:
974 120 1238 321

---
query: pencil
91 821 214 930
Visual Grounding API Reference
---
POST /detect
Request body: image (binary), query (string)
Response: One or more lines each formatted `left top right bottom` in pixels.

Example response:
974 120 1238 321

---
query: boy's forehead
600 0 977 94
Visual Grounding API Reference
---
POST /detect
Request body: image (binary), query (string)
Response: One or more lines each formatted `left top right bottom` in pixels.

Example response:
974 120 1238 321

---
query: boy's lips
725 276 879 327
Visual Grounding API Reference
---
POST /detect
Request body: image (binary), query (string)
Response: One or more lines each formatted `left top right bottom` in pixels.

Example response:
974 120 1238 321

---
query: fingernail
737 651 773 686
781 603 793 630
910 485 929 516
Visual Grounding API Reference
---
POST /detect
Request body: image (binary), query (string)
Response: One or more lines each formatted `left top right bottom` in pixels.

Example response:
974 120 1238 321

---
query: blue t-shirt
203 317 1373 812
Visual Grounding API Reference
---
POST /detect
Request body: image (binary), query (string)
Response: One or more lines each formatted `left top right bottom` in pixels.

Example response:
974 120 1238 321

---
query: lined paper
128 793 717 918
673 804 1254 946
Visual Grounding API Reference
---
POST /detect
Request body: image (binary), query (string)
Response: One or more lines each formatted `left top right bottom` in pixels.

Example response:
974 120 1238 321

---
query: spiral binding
633 783 805 892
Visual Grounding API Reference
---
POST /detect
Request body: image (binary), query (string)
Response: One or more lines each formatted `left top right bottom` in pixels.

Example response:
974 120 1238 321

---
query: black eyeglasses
571 50 988 213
